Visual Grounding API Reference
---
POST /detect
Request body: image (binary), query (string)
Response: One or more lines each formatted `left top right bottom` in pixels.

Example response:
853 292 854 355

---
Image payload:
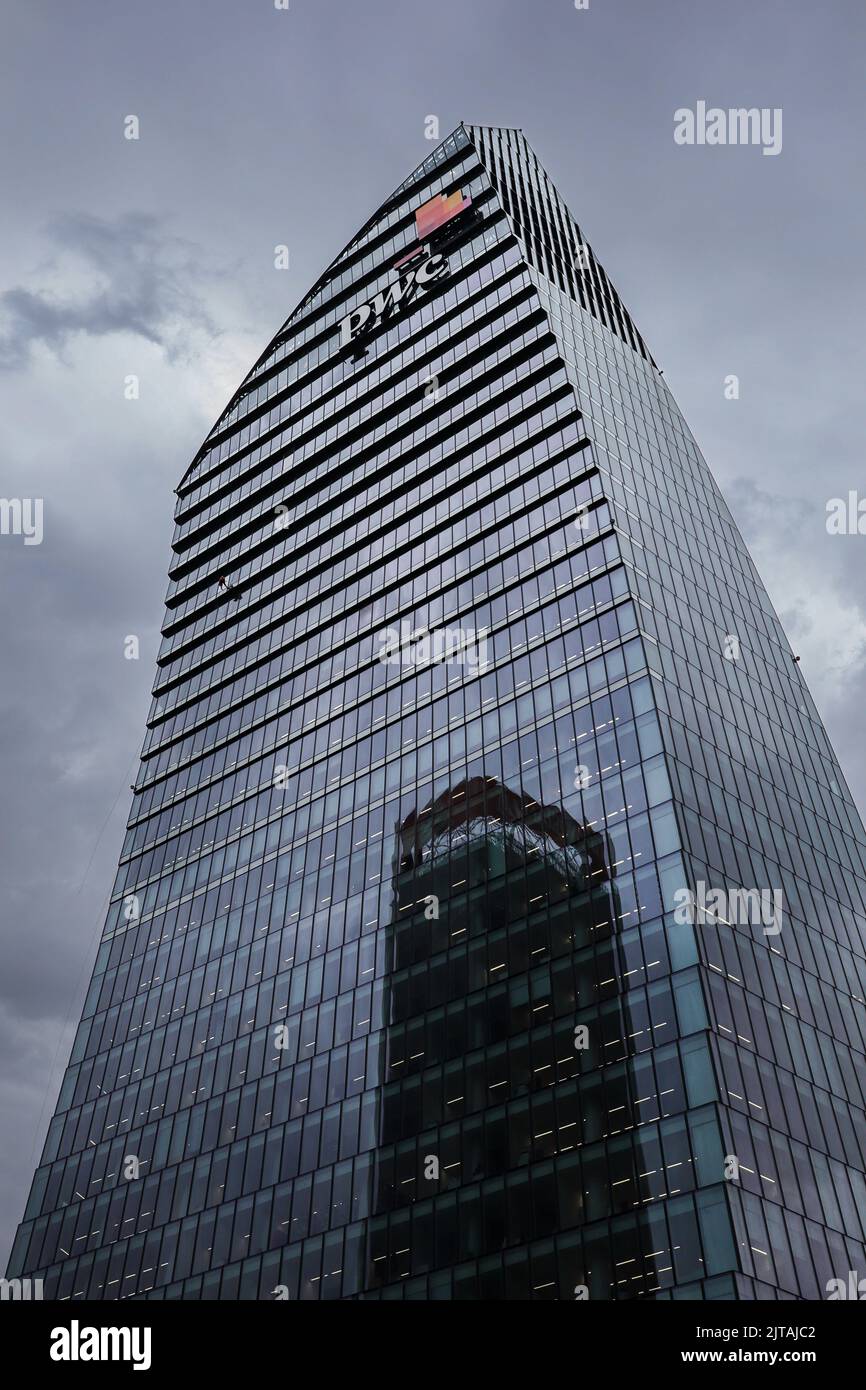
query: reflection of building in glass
364 777 712 1300
366 776 629 1292
9 125 866 1301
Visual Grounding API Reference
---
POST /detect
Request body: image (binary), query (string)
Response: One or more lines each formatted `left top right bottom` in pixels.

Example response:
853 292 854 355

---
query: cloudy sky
1 0 864 1270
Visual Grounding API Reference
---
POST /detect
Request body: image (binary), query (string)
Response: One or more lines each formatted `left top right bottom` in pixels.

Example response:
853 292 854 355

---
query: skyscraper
9 124 866 1301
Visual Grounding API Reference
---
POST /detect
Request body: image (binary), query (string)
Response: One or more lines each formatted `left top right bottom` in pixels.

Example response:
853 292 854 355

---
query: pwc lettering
339 250 448 348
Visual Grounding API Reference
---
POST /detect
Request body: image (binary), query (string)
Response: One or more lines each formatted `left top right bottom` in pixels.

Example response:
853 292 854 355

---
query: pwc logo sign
338 251 448 349
338 189 471 350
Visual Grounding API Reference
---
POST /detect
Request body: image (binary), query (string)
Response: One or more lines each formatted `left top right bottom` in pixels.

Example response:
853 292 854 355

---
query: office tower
8 125 866 1302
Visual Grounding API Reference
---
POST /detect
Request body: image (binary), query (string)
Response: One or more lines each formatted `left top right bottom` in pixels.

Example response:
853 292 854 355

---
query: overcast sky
1 0 864 1272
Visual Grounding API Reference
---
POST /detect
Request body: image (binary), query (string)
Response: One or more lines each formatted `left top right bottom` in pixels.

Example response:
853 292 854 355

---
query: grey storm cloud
0 212 218 369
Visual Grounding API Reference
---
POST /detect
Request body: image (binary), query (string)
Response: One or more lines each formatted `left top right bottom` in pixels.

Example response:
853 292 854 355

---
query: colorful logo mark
415 189 472 242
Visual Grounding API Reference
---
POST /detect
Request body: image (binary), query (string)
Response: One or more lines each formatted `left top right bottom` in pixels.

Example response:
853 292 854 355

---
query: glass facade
8 125 866 1301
